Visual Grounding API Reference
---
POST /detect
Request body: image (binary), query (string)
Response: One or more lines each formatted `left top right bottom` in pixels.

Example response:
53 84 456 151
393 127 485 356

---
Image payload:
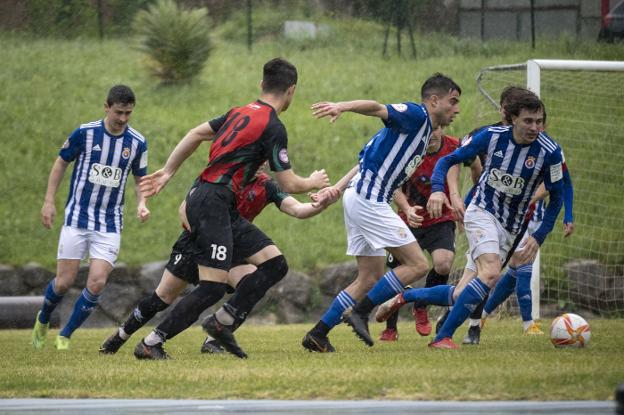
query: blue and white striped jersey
354 102 432 203
59 120 148 233
432 126 564 241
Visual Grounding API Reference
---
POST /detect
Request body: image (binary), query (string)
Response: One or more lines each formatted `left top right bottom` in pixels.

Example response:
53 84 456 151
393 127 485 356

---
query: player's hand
310 186 341 208
309 169 330 189
516 235 540 265
563 222 575 238
406 205 424 228
449 193 465 221
311 102 344 123
41 201 56 229
140 169 172 198
427 191 453 219
137 203 150 223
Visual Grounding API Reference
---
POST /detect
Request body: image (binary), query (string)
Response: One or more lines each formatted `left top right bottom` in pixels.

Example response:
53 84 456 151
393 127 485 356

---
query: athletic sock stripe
517 265 533 273
81 288 100 303
385 270 404 293
337 291 355 308
468 280 488 299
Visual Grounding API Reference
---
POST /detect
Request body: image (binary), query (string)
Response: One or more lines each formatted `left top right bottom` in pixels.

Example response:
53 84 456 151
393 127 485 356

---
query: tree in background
134 0 213 84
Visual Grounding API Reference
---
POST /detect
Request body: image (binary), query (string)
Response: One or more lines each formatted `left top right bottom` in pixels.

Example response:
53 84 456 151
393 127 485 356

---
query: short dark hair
421 73 461 100
504 89 545 124
499 85 527 107
107 85 135 106
262 58 298 93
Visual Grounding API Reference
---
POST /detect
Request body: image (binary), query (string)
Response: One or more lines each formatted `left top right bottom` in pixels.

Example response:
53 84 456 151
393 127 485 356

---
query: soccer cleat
436 309 450 334
133 340 170 360
462 325 481 345
524 322 544 335
379 328 399 342
428 337 459 350
202 315 248 359
31 312 49 350
374 293 406 322
413 306 431 336
99 332 127 354
344 311 374 347
201 337 225 354
54 335 70 350
302 332 336 353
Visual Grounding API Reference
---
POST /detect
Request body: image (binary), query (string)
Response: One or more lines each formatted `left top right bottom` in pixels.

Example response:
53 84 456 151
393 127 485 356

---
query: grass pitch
1 319 622 400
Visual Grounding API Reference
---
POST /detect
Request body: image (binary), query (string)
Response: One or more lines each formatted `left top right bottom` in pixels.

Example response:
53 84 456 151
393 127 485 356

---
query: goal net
468 59 624 318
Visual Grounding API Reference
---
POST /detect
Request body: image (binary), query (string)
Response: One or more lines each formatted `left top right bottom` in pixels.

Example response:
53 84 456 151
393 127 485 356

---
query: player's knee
434 262 452 276
258 255 288 284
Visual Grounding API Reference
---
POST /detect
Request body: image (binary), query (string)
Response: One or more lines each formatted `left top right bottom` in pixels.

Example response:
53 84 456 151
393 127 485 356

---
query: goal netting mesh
458 60 624 318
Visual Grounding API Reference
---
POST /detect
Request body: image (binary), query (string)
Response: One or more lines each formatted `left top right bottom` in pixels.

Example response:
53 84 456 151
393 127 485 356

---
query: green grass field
1 320 622 400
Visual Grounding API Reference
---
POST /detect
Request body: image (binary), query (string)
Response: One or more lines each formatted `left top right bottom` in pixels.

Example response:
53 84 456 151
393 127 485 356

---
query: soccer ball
550 313 591 348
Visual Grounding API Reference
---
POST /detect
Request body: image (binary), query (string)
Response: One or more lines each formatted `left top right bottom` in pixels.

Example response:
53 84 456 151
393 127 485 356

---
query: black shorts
170 181 274 273
387 221 456 268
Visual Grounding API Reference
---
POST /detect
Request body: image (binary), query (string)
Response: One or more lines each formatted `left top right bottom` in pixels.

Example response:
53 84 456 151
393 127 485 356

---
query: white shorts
343 187 415 257
464 204 516 273
57 225 121 266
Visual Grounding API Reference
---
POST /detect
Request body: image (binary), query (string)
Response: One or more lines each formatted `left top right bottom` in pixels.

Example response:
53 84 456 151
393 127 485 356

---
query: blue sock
403 285 455 306
515 264 533 322
366 270 404 306
320 290 356 329
483 267 517 315
59 288 100 338
39 279 64 324
436 278 490 341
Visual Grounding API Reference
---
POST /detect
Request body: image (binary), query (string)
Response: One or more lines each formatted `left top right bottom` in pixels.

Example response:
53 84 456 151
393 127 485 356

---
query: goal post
473 59 624 319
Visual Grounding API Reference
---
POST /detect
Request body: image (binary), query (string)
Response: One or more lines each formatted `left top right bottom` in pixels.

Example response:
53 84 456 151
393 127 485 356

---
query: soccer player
134 58 330 359
423 89 564 349
100 169 332 355
373 126 479 341
31 85 149 350
301 74 461 352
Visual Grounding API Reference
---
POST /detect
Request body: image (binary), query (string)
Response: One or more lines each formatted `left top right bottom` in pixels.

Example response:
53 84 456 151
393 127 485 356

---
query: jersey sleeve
431 129 491 193
383 102 427 133
531 147 564 245
264 178 289 209
208 110 231 133
131 140 148 177
264 122 291 172
58 128 84 162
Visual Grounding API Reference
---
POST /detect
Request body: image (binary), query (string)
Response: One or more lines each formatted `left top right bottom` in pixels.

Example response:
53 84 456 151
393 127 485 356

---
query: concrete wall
459 0 609 41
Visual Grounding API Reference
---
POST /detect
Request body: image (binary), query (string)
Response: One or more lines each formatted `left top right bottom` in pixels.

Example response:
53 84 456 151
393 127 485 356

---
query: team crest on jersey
397 228 408 239
524 156 536 169
122 147 131 159
246 190 256 201
279 149 289 164
391 103 408 112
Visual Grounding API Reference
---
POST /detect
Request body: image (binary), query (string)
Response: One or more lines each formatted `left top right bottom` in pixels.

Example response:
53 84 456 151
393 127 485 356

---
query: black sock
425 269 450 287
121 292 169 336
311 320 331 337
224 255 288 323
386 310 399 330
470 295 488 320
155 280 228 341
353 296 374 316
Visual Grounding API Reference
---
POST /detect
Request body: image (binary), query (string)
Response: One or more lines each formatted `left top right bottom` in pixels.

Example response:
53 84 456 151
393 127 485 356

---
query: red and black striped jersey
201 100 291 194
236 172 289 222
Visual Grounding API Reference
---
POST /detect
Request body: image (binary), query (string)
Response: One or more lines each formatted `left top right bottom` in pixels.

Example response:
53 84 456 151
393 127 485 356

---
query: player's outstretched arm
311 100 388 123
274 168 330 194
41 157 70 229
279 196 331 219
309 165 359 208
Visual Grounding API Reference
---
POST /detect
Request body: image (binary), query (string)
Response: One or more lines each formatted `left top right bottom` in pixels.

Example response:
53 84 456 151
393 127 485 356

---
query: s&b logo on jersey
89 163 122 188
404 155 423 179
487 168 525 195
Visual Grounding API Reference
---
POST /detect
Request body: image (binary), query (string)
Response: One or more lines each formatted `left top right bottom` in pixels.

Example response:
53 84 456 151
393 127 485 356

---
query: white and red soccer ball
550 313 591 348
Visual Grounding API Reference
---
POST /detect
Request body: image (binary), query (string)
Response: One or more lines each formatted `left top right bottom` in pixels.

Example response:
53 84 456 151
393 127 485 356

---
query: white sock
523 320 534 331
118 327 129 340
469 318 480 327
144 331 164 346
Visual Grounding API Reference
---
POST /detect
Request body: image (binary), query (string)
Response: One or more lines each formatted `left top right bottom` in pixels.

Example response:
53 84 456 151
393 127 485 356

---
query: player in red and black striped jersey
133 58 333 359
100 170 330 356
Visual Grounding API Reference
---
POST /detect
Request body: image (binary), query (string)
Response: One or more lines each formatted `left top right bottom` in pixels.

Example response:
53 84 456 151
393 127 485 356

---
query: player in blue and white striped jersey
425 89 564 349
32 85 150 351
302 74 462 352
